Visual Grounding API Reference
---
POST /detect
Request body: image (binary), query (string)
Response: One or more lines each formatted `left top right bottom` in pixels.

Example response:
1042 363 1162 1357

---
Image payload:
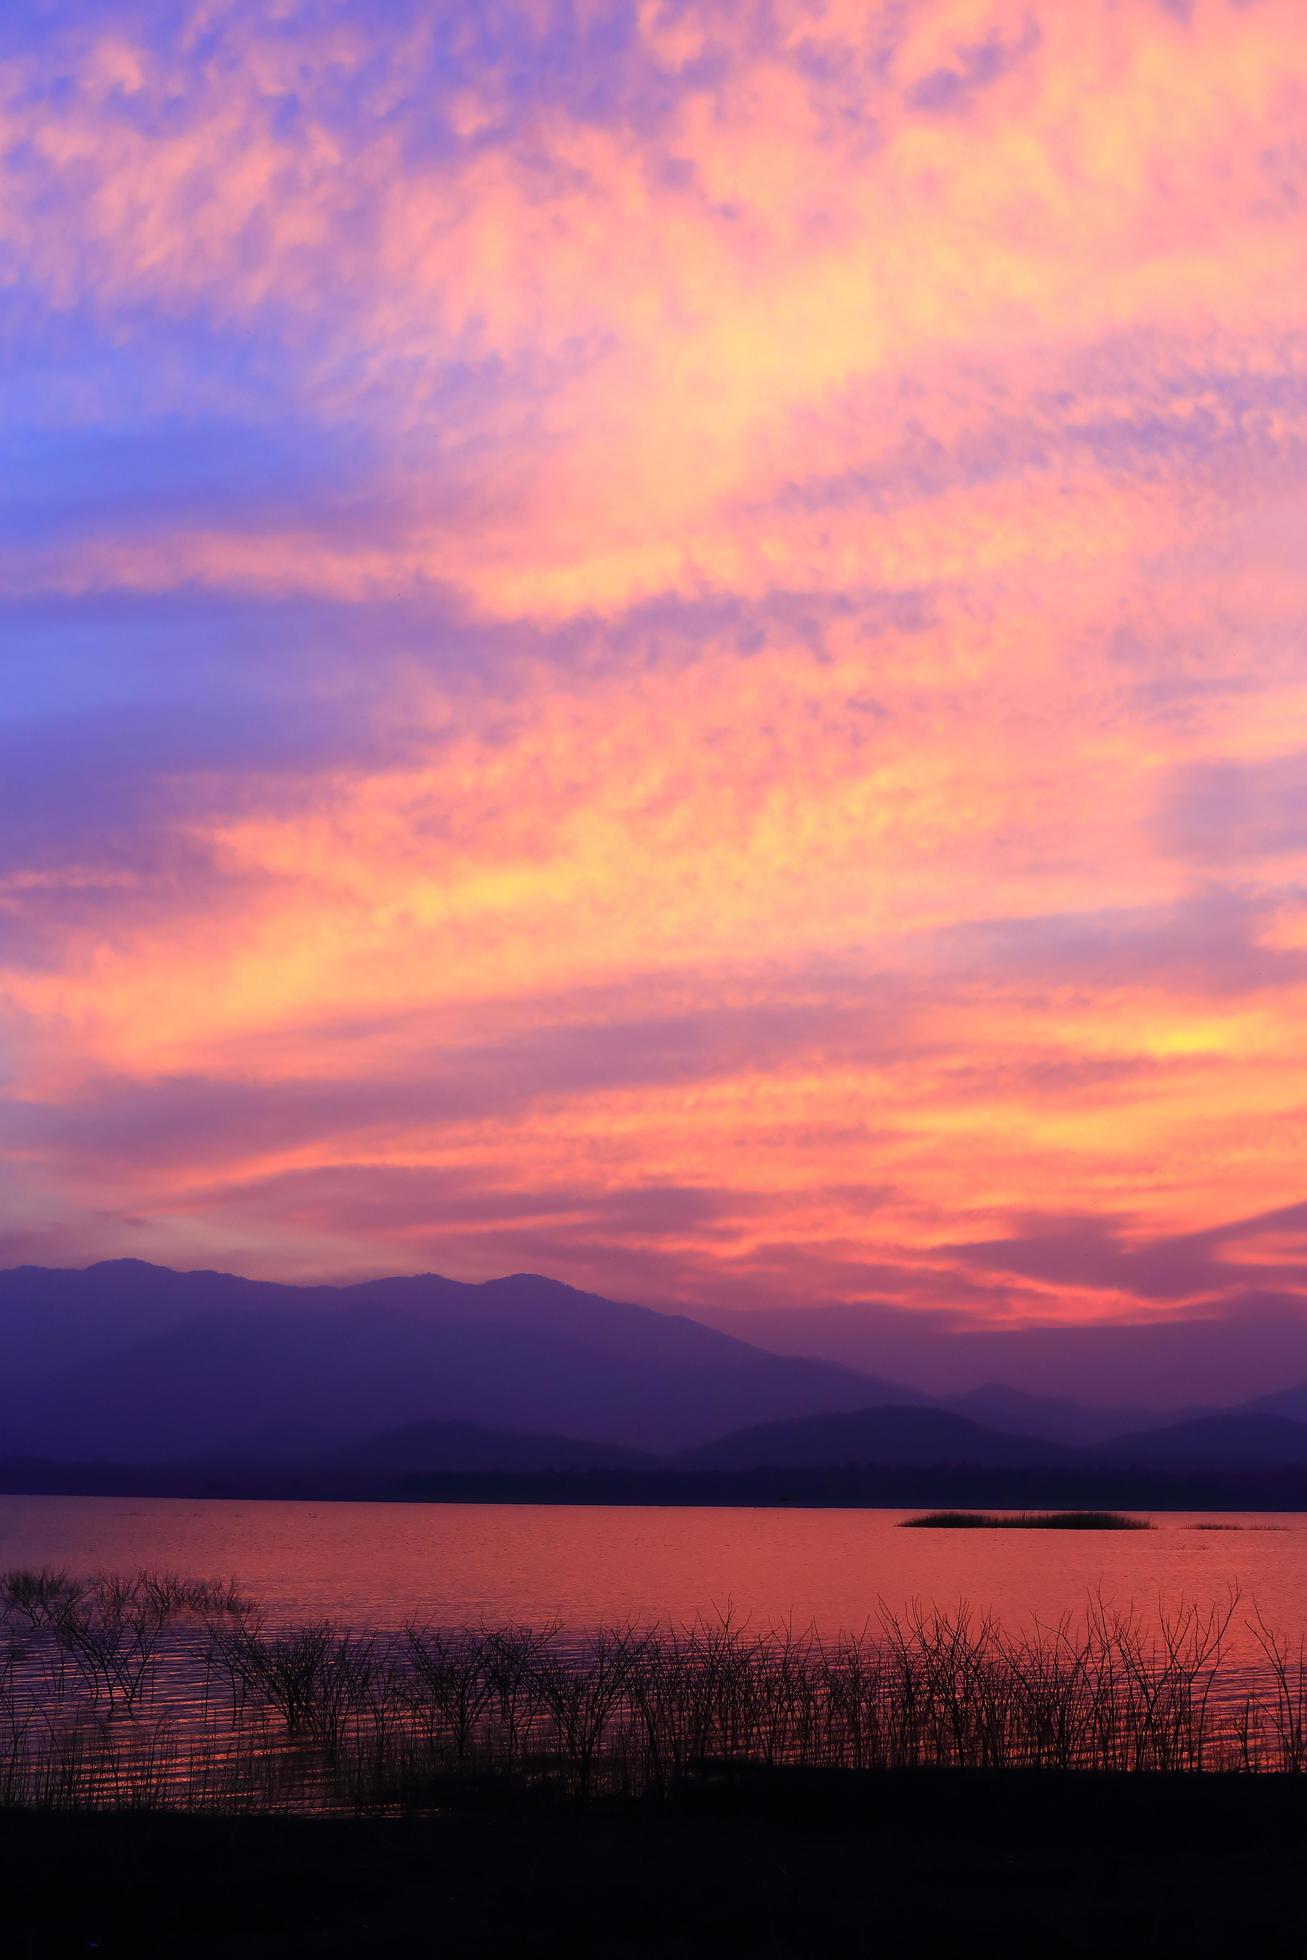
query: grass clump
901 1511 1152 1531
1191 1523 1285 1533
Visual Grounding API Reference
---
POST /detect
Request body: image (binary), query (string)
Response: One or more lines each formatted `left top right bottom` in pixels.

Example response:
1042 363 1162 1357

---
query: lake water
3 1495 1305 1652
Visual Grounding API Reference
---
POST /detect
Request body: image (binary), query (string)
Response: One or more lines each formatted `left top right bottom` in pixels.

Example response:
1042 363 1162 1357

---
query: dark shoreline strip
5 1458 1307 1511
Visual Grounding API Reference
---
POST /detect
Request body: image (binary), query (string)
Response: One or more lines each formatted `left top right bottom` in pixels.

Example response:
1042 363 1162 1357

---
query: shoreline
5 1461 1307 1512
6 1771 1306 1957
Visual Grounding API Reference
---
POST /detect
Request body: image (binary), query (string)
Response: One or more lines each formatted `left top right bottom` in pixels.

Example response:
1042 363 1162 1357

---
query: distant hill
1238 1382 1307 1426
678 1406 1073 1471
1093 1412 1307 1470
937 1384 1202 1448
677 1296 1307 1412
336 1419 655 1473
0 1261 918 1460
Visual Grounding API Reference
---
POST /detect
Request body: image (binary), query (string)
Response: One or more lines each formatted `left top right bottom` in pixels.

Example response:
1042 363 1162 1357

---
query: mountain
1093 1412 1307 1470
0 1258 298 1385
676 1296 1307 1410
937 1384 1201 1448
8 1260 1307 1485
679 1405 1074 1471
0 1262 918 1460
337 1404 1307 1478
337 1419 654 1473
1238 1382 1307 1425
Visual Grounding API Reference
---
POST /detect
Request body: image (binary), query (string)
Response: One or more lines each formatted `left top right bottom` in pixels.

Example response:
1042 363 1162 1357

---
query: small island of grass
901 1510 1153 1531
1190 1521 1284 1532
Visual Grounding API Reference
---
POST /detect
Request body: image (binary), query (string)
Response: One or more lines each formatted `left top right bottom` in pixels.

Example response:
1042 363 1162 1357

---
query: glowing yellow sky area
3 0 1307 1330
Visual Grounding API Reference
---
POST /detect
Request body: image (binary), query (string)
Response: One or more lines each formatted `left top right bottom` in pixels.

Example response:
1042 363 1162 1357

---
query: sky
2 0 1307 1347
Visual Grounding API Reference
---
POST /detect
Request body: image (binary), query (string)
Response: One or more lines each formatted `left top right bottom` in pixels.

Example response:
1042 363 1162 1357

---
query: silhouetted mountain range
936 1384 1205 1448
337 1419 655 1473
1092 1412 1307 1470
681 1297 1307 1411
4 1261 1307 1493
330 1403 1307 1478
681 1405 1307 1475
1242 1383 1307 1425
0 1261 909 1460
679 1406 1077 1471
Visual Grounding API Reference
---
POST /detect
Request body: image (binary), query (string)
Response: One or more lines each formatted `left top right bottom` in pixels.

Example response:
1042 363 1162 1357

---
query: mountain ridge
5 1260 1307 1475
0 1261 915 1458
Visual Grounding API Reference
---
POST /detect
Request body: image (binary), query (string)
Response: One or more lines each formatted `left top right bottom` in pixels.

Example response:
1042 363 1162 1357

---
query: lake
3 1495 1305 1652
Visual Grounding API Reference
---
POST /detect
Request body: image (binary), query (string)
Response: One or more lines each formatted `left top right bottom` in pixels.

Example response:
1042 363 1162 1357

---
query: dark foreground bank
4 1772 1306 1959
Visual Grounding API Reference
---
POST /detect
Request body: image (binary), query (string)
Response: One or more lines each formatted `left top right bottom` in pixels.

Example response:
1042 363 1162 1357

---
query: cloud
944 1198 1307 1303
2 0 1307 1321
906 14 1042 114
929 886 1307 998
1161 752 1307 865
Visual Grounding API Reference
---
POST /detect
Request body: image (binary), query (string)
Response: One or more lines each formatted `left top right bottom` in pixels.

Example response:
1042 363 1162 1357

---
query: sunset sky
3 0 1307 1341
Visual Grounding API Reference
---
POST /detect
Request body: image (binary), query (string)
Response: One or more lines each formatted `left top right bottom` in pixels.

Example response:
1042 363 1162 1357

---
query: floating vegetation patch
1190 1523 1286 1532
900 1511 1152 1531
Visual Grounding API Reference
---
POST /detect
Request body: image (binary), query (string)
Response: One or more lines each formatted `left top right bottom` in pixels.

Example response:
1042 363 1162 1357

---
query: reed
5 1577 1307 1813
